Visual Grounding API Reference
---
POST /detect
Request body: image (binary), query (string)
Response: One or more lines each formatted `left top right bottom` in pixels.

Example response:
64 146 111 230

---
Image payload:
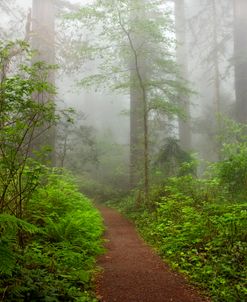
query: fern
0 243 15 275
0 214 40 234
44 217 64 242
0 170 103 301
0 214 41 276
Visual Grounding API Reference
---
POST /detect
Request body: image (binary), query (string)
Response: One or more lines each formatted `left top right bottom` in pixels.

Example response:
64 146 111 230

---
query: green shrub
113 173 247 301
0 170 104 301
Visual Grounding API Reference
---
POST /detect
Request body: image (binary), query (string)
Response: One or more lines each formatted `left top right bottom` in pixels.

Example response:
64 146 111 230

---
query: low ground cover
109 172 247 301
0 170 104 301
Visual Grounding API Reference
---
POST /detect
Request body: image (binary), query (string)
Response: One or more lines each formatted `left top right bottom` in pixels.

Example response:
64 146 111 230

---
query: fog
2 2 247 301
0 0 245 193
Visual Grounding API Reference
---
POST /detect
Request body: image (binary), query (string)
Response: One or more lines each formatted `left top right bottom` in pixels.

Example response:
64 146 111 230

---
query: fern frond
0 244 15 275
0 214 40 234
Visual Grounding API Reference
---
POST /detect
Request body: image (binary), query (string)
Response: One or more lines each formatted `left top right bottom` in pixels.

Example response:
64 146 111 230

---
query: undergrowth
109 175 247 301
0 170 104 301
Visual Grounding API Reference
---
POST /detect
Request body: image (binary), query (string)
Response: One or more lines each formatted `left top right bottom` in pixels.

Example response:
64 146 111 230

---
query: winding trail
96 206 209 302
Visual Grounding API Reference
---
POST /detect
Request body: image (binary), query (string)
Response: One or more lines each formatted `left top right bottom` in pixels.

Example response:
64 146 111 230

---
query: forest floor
95 206 210 302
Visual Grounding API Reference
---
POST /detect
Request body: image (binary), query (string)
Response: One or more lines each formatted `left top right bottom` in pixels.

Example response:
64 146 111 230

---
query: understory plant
0 169 104 301
111 122 247 301
0 41 104 301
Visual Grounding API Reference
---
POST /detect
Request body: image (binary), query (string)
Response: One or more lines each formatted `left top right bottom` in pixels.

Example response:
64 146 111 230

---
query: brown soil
96 206 210 302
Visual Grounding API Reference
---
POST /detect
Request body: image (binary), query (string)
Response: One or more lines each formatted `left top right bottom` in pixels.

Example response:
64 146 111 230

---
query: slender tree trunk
130 64 149 198
212 0 221 117
234 0 247 124
130 71 145 188
31 0 56 164
175 0 191 151
129 56 149 198
211 0 222 159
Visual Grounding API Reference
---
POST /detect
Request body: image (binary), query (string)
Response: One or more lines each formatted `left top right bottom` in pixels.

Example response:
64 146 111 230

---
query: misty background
0 0 243 197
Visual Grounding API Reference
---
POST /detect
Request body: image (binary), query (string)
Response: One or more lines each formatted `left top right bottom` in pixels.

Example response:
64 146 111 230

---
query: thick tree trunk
175 0 191 151
234 0 247 124
31 0 56 164
32 0 55 77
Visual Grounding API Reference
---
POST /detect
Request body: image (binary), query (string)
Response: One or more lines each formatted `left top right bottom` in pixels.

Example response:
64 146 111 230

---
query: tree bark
32 0 55 69
31 0 56 164
211 0 223 159
234 0 247 124
175 0 192 151
211 0 221 116
128 1 149 197
130 71 145 188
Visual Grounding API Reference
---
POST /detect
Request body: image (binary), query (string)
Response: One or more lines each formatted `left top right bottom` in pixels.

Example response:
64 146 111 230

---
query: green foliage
218 143 247 195
0 240 15 276
154 137 196 178
56 109 99 171
0 213 41 276
72 131 129 202
64 0 192 195
67 0 189 119
112 146 247 301
215 118 247 197
0 40 57 219
0 170 104 301
0 41 104 301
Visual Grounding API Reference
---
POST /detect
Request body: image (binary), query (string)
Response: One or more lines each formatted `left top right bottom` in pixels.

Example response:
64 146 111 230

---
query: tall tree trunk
130 71 145 189
31 0 56 164
175 0 192 151
212 0 221 117
211 0 222 159
234 0 247 124
128 1 149 198
129 61 149 198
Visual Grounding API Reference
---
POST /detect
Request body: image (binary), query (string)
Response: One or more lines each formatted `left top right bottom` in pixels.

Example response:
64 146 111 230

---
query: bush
0 40 103 301
0 170 104 301
113 173 247 301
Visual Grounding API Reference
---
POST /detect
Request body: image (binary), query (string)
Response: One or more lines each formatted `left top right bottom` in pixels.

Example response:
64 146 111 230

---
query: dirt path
96 206 209 302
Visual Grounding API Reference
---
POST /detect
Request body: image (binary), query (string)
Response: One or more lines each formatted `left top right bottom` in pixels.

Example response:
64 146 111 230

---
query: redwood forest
0 0 246 301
